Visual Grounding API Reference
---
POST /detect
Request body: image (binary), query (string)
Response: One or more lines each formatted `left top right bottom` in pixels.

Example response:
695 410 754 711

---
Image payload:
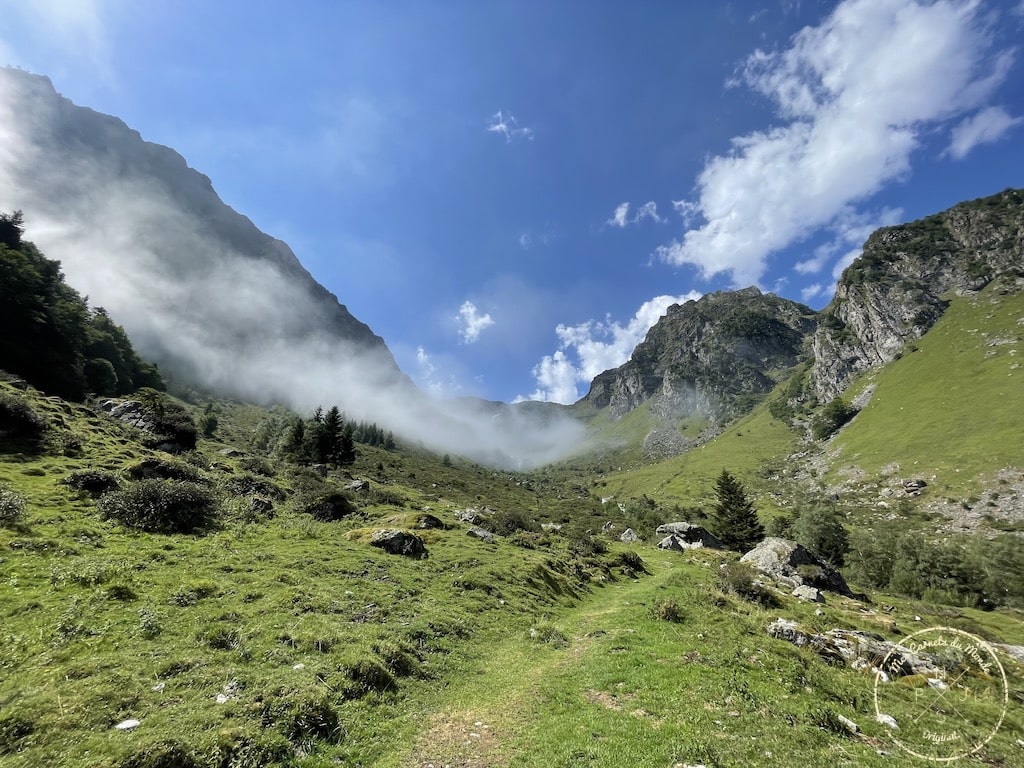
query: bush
790 505 849 566
261 691 342 749
0 392 47 449
98 480 219 533
487 508 541 536
811 398 857 440
529 622 569 648
650 598 685 623
716 561 779 607
0 486 26 524
126 457 203 483
63 468 120 495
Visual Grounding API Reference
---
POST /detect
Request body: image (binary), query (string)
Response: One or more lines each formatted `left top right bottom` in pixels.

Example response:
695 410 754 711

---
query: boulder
740 537 853 597
656 523 723 551
541 522 562 532
467 526 496 544
369 529 427 557
620 528 641 543
601 521 616 533
346 479 371 493
792 585 825 603
766 619 943 677
454 508 481 524
413 513 446 530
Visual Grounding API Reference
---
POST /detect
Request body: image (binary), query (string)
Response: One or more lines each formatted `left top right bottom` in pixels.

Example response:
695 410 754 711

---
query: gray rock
369 529 427 557
454 508 481 524
413 513 445 530
601 521 616 532
346 479 371 492
741 537 853 597
792 585 825 603
467 526 496 544
837 715 859 734
656 523 723 551
620 528 641 543
541 522 562 532
875 713 899 730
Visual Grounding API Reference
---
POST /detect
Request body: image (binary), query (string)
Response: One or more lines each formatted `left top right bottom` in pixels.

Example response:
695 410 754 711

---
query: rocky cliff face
810 189 1024 401
583 288 817 422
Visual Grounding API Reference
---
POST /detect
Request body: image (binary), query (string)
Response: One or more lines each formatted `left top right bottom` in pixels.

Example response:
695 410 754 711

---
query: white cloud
606 200 664 228
518 292 702 404
486 109 534 142
945 106 1023 159
795 205 902 274
800 283 826 302
455 300 495 344
658 0 1014 287
0 0 114 84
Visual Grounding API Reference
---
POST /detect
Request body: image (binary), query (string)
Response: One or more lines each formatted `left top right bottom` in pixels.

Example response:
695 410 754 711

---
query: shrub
98 480 219 533
529 622 569 648
790 505 849 567
716 561 778 607
126 457 203 483
63 468 120 495
0 486 26 524
261 691 342 749
650 598 685 623
222 473 286 501
0 392 47 448
487 508 541 536
811 397 857 440
0 714 34 756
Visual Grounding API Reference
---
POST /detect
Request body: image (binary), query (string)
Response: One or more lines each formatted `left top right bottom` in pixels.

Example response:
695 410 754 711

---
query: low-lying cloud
0 68 583 468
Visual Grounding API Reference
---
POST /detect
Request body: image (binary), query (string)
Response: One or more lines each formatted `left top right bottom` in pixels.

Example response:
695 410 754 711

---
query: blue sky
2 0 1023 405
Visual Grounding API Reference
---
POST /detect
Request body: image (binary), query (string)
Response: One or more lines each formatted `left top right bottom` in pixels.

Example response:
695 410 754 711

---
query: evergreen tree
709 469 764 552
319 406 344 464
339 422 356 465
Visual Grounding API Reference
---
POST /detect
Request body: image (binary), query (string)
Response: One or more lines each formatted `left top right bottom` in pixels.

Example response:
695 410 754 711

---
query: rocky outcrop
741 537 853 597
581 288 817 423
369 529 427 557
656 522 723 551
811 189 1024 401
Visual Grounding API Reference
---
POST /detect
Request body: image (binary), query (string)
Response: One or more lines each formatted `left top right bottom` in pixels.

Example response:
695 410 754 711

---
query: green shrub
98 480 219 533
790 505 849 566
487 508 541 536
0 486 26 524
716 561 778 607
811 397 857 440
260 691 342 749
529 622 569 648
0 392 47 449
126 457 204 483
650 598 685 623
63 468 120 495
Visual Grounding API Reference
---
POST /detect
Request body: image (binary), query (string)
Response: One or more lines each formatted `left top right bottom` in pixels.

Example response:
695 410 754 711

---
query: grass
826 284 1024 497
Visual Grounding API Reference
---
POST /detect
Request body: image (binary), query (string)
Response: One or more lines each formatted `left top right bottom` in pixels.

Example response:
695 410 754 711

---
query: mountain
0 68 397 384
581 287 817 422
811 188 1024 401
0 68 584 467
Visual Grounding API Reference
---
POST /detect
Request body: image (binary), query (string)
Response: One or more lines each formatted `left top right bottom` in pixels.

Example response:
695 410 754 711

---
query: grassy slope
825 283 1024 497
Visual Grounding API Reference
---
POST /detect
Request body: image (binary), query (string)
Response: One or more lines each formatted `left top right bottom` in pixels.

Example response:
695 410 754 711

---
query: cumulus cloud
606 200 664 228
0 68 584 468
945 106 1023 159
455 300 495 344
518 292 702 404
486 109 534 142
794 206 902 275
0 0 114 83
658 0 1015 287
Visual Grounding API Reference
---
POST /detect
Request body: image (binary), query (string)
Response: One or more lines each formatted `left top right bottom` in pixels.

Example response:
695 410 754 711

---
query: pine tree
339 423 356 465
709 469 764 552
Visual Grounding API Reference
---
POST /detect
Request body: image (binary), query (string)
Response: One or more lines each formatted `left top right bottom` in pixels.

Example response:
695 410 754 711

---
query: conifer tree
709 469 764 552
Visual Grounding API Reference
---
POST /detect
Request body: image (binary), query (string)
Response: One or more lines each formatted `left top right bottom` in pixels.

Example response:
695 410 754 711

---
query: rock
620 528 641 543
904 479 927 490
792 585 825 603
876 713 899 730
655 523 723 551
740 537 853 596
346 479 371 492
216 693 229 704
369 529 427 557
837 715 859 734
114 719 141 730
767 619 944 677
218 447 245 457
602 520 616 532
996 644 1024 663
413 513 445 529
541 522 562 532
454 508 481 524
467 526 496 544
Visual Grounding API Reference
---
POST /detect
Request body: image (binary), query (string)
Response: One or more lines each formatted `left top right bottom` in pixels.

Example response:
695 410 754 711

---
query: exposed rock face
582 288 816 423
619 528 641 543
467 526 496 544
811 189 1024 401
656 522 723 551
741 537 853 597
